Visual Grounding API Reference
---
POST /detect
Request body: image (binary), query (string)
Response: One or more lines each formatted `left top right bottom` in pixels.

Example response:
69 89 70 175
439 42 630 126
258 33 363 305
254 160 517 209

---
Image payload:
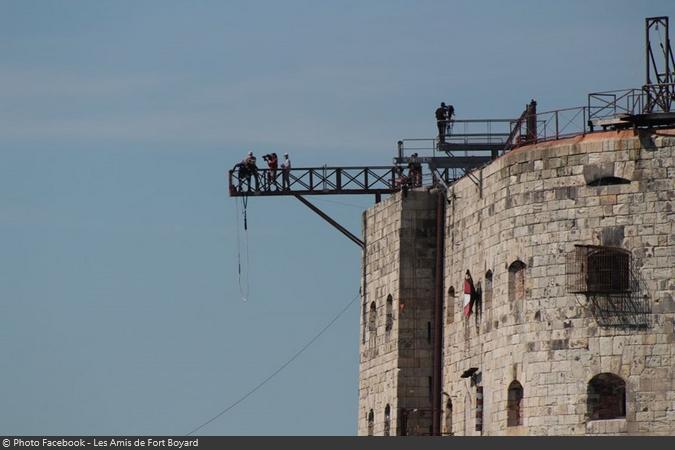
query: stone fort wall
358 129 675 436
358 191 438 436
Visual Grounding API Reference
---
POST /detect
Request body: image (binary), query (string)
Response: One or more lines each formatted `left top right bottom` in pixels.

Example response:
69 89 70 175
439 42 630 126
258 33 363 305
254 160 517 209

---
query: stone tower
358 190 440 436
358 129 675 436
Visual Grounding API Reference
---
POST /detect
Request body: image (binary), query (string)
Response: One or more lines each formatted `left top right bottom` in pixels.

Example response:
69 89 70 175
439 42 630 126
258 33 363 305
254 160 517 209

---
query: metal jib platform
227 164 475 199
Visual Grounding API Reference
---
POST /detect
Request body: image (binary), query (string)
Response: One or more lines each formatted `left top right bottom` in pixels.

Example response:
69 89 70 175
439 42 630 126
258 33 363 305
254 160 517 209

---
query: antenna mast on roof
645 16 675 113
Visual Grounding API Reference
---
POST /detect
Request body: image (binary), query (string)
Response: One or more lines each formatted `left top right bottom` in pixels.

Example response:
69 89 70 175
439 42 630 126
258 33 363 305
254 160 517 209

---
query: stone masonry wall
359 128 674 436
358 191 438 436
442 129 674 436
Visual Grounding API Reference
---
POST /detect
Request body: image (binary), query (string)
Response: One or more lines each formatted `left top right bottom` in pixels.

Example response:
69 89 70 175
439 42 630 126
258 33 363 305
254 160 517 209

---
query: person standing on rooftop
436 102 448 143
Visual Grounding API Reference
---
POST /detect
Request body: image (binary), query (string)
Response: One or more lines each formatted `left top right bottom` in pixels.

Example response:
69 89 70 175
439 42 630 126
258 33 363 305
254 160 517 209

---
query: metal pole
666 18 672 85
646 17 650 86
432 190 445 436
583 107 587 136
294 195 364 249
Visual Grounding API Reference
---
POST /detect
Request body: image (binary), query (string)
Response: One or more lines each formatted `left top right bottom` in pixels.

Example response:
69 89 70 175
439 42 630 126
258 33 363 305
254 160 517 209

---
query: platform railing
444 119 515 147
229 166 399 196
509 106 590 143
588 88 645 120
228 163 462 196
588 83 675 120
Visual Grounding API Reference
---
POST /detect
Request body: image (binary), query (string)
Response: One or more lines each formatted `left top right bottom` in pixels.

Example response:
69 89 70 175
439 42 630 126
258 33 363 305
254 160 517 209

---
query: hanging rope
234 197 250 302
242 196 248 231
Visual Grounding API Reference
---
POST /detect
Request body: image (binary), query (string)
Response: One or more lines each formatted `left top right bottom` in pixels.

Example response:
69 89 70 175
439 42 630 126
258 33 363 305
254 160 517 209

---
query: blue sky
1 0 672 435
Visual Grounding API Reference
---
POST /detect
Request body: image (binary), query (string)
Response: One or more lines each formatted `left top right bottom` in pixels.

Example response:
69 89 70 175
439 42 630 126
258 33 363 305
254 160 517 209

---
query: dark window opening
367 409 374 436
566 245 649 328
587 249 630 293
508 260 526 303
385 295 394 333
399 408 408 436
587 373 626 420
368 302 377 334
587 176 631 186
507 380 523 427
567 245 631 294
384 404 391 436
475 386 484 432
447 286 455 324
362 303 367 344
427 321 432 343
484 271 493 309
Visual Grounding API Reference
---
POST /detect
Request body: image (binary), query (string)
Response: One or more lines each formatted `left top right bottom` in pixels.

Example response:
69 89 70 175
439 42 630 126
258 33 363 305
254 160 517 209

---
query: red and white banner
463 271 475 318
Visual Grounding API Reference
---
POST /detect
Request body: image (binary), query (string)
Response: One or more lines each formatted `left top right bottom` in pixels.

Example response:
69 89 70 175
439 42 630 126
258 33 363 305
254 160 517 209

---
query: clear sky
1 0 672 436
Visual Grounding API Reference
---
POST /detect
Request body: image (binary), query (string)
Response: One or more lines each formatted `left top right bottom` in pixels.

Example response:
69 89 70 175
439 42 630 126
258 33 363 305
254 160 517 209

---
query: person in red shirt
264 153 279 190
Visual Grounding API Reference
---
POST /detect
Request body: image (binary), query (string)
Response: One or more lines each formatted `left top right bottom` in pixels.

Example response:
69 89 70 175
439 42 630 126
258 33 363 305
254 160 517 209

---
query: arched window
385 295 394 334
507 380 524 426
587 373 626 420
446 286 455 324
367 409 374 436
587 176 630 186
362 302 367 345
368 302 377 337
484 271 493 310
445 399 453 436
508 260 526 303
384 404 391 436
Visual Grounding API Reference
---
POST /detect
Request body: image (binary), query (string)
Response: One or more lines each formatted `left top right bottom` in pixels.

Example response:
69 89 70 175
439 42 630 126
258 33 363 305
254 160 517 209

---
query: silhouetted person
408 153 422 187
395 166 410 197
436 102 448 143
242 151 259 190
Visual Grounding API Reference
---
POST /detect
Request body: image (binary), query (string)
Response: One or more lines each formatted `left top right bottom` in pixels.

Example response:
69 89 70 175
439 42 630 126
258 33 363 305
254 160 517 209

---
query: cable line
186 291 360 435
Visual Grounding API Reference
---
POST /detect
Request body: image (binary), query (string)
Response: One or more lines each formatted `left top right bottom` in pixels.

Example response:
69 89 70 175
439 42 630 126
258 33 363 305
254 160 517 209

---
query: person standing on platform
436 102 448 144
264 152 278 190
242 151 259 190
281 152 291 190
408 152 422 187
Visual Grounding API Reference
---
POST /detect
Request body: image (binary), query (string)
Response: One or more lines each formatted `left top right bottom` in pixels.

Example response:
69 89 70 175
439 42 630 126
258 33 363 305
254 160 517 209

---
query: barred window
587 249 630 292
567 245 630 293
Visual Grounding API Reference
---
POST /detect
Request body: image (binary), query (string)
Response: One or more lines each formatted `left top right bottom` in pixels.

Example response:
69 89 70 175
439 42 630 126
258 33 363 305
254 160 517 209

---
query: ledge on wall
586 418 627 435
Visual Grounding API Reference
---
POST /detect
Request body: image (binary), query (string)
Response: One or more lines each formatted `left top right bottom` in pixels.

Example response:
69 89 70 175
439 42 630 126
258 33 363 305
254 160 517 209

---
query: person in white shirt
281 153 291 190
